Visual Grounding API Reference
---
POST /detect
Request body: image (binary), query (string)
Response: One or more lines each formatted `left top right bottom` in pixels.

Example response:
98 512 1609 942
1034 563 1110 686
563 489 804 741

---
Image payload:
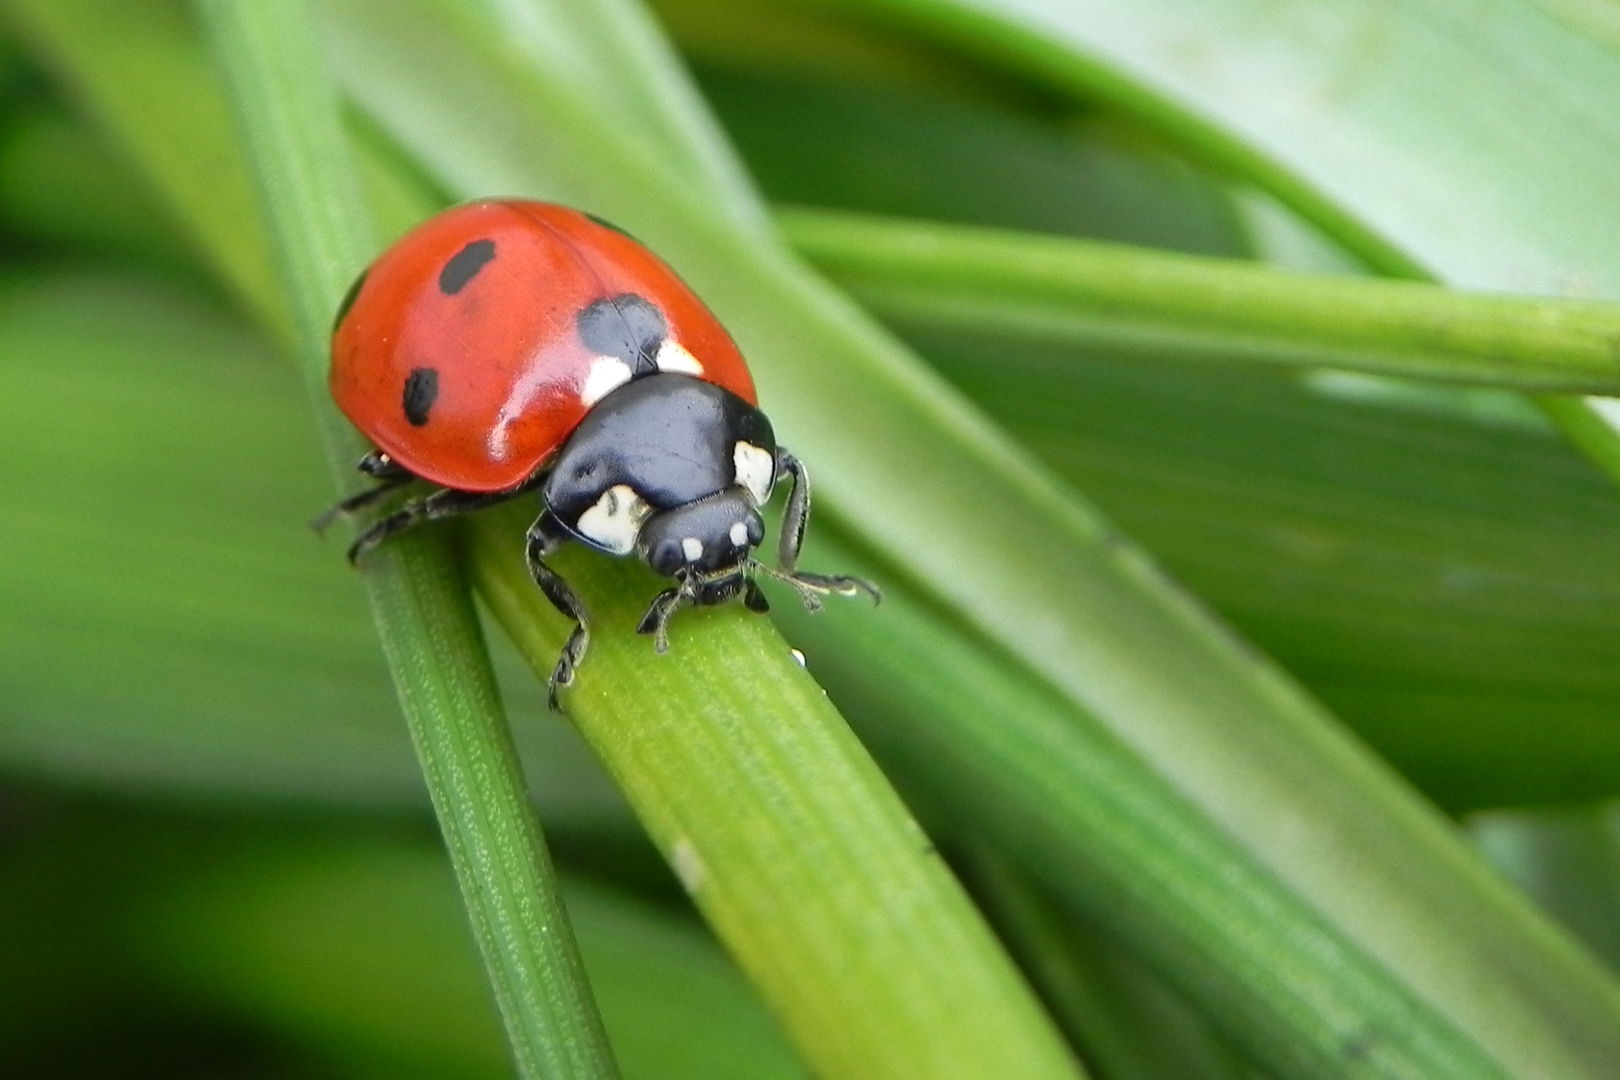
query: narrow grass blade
191 3 619 1077
781 206 1620 394
464 502 1087 1080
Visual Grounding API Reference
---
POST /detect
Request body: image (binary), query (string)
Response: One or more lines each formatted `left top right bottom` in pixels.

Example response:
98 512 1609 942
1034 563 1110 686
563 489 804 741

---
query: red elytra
330 199 756 492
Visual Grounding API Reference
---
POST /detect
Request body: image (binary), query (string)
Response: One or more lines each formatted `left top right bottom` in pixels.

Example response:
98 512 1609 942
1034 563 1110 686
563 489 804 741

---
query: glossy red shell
330 200 756 492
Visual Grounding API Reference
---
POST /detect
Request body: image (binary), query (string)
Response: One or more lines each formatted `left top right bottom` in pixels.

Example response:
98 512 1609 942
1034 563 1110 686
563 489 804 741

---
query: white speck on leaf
671 837 705 894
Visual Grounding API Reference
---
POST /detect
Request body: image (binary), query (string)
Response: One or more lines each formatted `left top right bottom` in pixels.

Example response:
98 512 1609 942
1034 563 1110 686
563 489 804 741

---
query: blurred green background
4 1 1620 1078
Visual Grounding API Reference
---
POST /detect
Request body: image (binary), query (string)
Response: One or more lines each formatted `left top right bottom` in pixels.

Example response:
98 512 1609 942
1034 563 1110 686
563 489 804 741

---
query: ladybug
324 200 876 706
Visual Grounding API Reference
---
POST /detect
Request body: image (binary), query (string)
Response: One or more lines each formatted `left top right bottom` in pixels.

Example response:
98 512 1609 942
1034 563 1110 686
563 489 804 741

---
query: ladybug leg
311 452 415 534
769 448 881 607
313 475 409 534
357 449 410 480
526 510 590 711
635 580 693 653
774 448 812 574
347 484 532 564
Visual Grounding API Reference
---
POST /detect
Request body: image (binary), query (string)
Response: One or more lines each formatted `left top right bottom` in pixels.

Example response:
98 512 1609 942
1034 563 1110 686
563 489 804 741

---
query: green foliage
3 2 1620 1080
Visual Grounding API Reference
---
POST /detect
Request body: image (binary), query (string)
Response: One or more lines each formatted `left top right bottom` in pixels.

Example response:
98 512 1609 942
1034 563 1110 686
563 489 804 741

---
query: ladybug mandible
325 200 877 706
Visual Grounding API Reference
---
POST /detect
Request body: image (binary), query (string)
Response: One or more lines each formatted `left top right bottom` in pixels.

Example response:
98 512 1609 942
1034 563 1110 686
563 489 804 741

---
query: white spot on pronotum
729 521 749 548
580 355 634 406
671 837 705 894
655 338 703 376
790 648 806 668
575 484 651 554
681 536 704 562
733 441 774 504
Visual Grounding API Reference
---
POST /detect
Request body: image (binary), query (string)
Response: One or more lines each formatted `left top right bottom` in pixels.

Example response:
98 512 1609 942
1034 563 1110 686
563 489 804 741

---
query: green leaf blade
191 3 620 1077
466 506 1088 1080
781 206 1620 394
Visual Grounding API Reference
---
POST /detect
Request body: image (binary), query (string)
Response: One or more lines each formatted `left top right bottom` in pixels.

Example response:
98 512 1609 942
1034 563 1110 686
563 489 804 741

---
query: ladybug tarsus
760 448 882 605
636 585 685 654
311 456 412 535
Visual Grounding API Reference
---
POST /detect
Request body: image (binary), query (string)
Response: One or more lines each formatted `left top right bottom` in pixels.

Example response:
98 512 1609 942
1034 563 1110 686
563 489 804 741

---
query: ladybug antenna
747 558 882 613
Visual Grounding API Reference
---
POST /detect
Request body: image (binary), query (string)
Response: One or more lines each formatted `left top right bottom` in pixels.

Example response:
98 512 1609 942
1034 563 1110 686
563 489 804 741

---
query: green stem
463 502 1086 1080
192 3 618 1077
1536 395 1620 479
780 206 1620 393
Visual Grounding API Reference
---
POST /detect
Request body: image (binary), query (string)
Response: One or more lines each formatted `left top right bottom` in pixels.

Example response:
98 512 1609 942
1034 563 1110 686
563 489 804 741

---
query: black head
638 487 765 601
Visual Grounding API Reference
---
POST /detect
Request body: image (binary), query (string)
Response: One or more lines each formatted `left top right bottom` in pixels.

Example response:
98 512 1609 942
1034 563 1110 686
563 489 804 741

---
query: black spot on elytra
332 267 368 333
583 212 639 243
403 368 438 426
438 239 496 295
576 294 667 375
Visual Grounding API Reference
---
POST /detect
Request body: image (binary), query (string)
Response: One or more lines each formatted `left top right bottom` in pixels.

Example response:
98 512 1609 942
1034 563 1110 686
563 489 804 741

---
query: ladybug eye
650 539 684 577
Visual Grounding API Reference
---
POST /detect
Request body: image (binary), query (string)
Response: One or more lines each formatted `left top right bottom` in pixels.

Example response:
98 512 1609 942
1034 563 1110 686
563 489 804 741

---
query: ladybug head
638 487 766 597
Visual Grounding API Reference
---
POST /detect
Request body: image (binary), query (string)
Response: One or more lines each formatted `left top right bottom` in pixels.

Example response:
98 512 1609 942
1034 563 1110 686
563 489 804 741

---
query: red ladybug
326 200 875 706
